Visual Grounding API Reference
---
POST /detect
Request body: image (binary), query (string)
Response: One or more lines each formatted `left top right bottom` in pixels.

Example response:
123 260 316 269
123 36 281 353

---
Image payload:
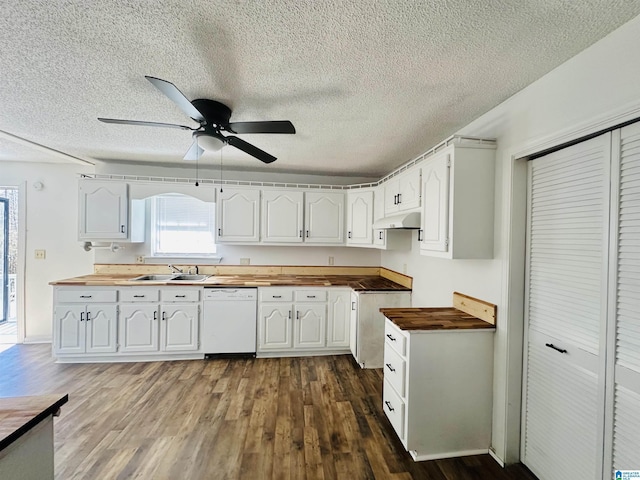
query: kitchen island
0 394 68 480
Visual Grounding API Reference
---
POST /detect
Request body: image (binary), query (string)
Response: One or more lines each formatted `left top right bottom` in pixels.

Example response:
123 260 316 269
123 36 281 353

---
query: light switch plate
35 249 46 259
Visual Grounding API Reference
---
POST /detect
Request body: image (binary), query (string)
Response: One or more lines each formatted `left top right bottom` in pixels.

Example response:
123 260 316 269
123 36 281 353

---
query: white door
262 190 304 242
349 291 358 359
304 192 344 243
397 169 421 211
259 304 292 351
294 304 326 349
216 187 260 242
85 304 118 353
346 191 373 245
420 153 450 253
522 134 611 480
119 304 159 353
54 305 85 354
161 304 199 352
78 180 128 240
327 290 350 348
608 123 640 471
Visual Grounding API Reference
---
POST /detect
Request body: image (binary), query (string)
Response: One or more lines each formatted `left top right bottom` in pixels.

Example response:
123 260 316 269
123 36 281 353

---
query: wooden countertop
0 394 68 451
380 307 496 330
49 274 410 291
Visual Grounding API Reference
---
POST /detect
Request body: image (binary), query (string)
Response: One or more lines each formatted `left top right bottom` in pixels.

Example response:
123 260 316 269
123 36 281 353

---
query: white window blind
151 194 216 256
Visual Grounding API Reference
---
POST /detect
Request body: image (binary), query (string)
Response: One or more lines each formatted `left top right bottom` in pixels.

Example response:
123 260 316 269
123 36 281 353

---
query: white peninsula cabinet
419 143 495 258
257 287 351 356
216 187 260 243
53 287 118 356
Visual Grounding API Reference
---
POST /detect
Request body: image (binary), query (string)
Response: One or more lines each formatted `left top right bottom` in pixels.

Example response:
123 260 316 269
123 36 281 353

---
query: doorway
0 187 18 346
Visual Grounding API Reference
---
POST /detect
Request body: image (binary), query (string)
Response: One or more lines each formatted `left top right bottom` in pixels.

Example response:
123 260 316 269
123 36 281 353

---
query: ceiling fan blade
227 120 296 134
227 136 277 164
145 76 206 124
183 138 204 161
98 118 196 130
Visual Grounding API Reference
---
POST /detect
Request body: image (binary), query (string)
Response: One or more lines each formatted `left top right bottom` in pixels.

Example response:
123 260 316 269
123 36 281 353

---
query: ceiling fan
98 76 296 163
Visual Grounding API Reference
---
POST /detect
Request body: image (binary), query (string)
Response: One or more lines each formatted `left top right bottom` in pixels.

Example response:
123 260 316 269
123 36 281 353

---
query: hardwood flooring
0 344 538 480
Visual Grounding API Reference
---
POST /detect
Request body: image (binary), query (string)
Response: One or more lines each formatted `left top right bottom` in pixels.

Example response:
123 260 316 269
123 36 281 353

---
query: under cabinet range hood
372 211 421 229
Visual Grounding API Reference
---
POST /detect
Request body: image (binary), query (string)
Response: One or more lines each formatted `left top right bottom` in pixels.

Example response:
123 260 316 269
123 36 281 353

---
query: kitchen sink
170 274 210 282
129 274 178 281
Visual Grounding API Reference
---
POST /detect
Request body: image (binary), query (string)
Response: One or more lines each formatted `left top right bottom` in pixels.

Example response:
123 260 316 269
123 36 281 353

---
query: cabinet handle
384 400 395 412
386 334 396 342
154 311 157 321
306 230 310 238
296 311 300 319
86 311 91 321
385 363 395 372
306 295 316 298
545 343 567 354
379 231 383 240
299 230 303 238
352 301 356 311
417 229 423 242
397 193 402 204
348 231 352 239
288 310 292 319
80 312 84 322
162 312 166 321
133 295 145 298
175 295 186 298
120 225 125 233
273 295 282 298
393 194 398 205
80 295 92 298
218 228 222 236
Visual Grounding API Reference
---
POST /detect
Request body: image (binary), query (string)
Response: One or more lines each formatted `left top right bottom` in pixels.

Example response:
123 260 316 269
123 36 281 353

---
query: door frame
0 198 7 324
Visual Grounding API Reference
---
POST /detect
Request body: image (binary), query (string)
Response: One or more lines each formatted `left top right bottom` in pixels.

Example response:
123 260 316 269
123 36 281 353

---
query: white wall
381 13 640 464
1 161 94 342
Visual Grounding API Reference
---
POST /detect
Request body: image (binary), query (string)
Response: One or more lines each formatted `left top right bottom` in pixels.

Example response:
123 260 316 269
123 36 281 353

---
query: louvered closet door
610 122 640 470
523 134 611 480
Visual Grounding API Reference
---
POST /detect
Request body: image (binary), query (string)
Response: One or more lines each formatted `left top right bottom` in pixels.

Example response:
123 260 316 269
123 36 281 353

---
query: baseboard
23 335 52 344
410 448 489 462
489 447 505 467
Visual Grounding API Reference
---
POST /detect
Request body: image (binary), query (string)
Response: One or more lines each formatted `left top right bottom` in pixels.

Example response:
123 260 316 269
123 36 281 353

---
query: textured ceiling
1 1 639 177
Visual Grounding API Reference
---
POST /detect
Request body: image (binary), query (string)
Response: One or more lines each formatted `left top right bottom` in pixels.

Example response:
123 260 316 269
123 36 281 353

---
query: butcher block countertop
380 292 497 331
49 273 410 291
0 394 68 451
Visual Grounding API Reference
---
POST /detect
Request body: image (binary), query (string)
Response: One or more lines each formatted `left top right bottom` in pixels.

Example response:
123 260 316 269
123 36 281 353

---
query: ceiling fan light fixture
196 133 226 152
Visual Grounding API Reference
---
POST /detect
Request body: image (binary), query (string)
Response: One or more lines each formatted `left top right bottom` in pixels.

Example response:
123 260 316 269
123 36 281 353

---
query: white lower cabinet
53 287 118 356
349 291 411 368
382 318 494 461
119 304 158 352
257 287 350 356
161 303 199 352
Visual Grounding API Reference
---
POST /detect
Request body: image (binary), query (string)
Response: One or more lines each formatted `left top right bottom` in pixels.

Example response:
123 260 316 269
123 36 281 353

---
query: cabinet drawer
384 319 407 356
384 343 406 397
294 290 327 302
383 379 405 440
119 289 160 302
160 289 200 302
260 288 294 302
56 289 117 303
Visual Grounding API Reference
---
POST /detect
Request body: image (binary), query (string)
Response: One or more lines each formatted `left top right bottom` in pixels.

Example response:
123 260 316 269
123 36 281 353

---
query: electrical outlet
35 249 46 260
135 255 145 264
240 258 250 265
328 256 334 265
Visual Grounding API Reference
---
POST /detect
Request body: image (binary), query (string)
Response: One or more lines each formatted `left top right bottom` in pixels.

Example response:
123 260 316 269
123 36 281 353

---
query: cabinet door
259 304 292 351
78 180 128 240
119 304 159 353
420 153 450 253
384 178 400 215
373 187 386 247
161 304 199 352
327 290 350 348
262 190 304 243
54 305 85 354
294 304 326 349
85 304 118 353
349 291 358 359
304 192 344 243
397 169 421 211
346 191 373 245
216 188 260 242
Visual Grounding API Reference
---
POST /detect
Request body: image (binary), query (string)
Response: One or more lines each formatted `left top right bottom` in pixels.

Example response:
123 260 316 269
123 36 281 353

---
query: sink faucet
187 265 199 275
168 264 183 274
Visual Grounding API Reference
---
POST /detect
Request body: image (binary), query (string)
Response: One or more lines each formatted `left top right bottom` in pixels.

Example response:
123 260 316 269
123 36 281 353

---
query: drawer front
119 289 160 302
57 289 117 303
160 289 200 302
294 290 327 302
384 343 407 397
260 288 294 302
383 379 406 440
384 319 407 356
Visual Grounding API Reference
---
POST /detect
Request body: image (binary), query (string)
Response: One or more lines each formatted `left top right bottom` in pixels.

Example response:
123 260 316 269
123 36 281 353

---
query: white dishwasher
202 288 257 357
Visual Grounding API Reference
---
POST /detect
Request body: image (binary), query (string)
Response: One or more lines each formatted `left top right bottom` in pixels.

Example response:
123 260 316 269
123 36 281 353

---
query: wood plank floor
0 345 538 480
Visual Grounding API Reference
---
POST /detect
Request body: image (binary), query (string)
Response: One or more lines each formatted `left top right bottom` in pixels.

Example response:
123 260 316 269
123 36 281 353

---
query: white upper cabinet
304 192 345 244
216 187 260 243
419 144 495 259
262 190 304 243
384 169 421 215
346 190 374 245
78 180 128 240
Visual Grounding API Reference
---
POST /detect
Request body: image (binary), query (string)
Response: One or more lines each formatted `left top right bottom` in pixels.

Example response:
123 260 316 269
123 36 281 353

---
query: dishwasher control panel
204 288 257 301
